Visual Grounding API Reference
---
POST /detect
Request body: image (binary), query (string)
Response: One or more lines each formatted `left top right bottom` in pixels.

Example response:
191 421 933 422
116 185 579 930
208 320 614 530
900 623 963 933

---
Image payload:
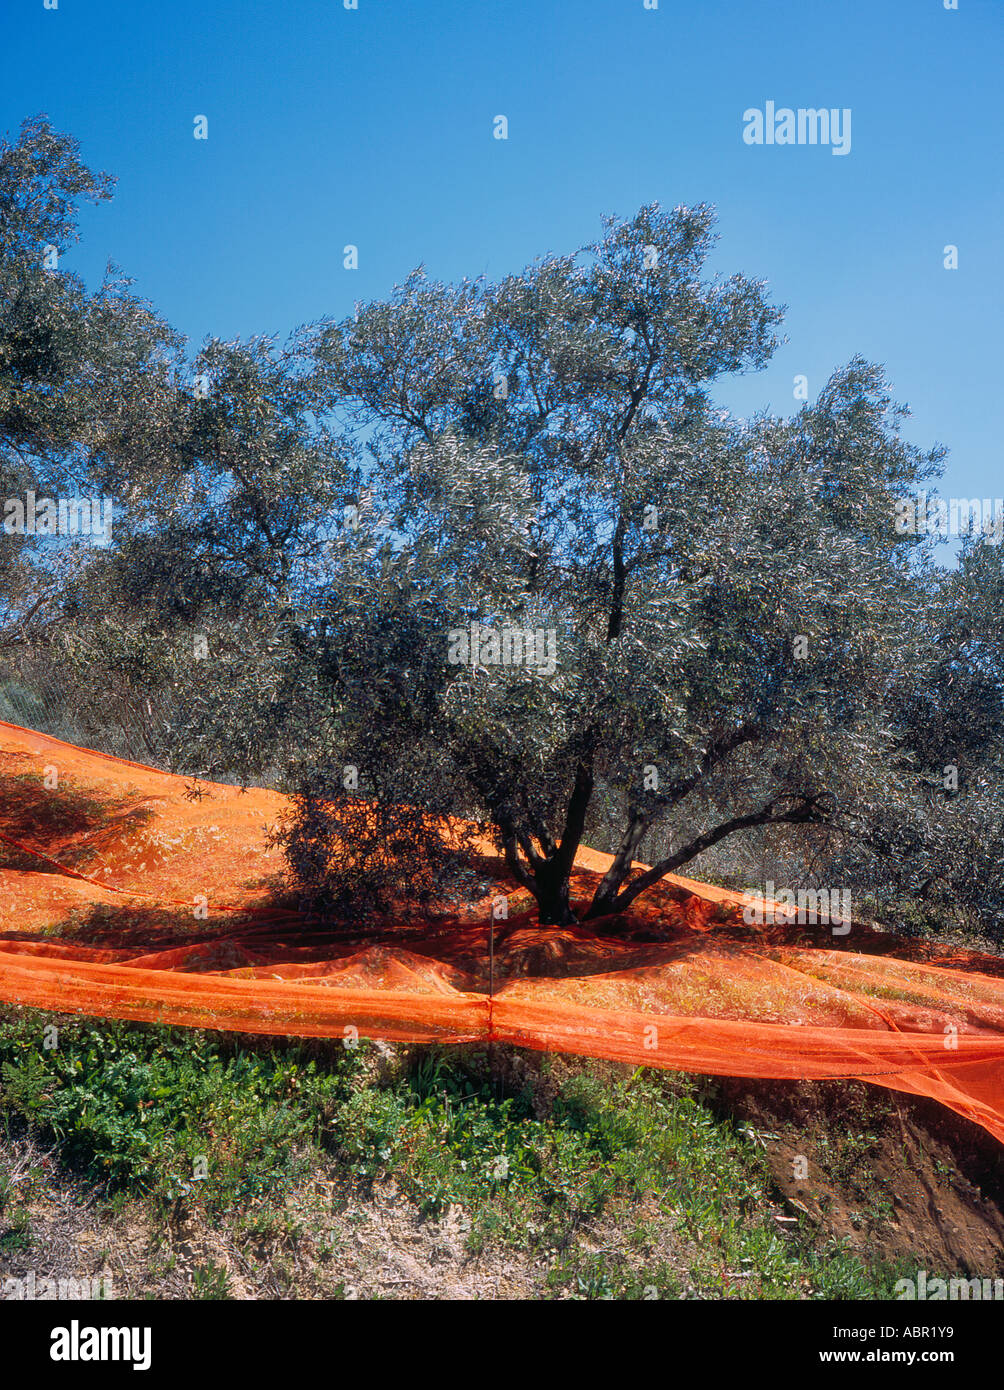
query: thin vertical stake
489 908 495 1003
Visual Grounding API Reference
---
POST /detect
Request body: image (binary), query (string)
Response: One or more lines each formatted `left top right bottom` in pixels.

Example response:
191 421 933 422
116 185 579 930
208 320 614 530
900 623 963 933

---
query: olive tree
284 205 942 925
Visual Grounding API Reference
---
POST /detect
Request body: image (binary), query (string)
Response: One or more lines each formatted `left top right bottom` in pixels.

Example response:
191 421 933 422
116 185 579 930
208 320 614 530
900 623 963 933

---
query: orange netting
1 720 1003 1145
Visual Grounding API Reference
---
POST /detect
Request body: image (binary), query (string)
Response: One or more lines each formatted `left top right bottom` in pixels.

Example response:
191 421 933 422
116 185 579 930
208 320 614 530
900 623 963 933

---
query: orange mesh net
2 720 1003 1145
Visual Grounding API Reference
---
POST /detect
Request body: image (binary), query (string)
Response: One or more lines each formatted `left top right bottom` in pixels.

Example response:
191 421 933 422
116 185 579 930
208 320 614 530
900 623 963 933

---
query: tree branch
586 795 828 918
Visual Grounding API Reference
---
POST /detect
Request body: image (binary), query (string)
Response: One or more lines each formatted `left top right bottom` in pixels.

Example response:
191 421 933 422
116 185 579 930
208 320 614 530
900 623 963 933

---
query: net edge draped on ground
1 720 1003 1146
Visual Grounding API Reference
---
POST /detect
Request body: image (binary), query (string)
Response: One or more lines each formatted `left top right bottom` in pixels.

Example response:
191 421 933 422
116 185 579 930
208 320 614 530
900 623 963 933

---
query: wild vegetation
5 1005 986 1300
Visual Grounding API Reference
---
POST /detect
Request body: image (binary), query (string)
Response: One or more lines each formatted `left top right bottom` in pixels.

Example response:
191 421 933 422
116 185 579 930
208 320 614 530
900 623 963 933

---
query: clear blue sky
4 0 1002 517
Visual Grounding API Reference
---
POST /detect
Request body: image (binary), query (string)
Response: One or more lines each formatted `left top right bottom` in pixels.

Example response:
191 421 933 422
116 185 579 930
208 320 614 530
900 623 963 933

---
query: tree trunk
534 868 576 926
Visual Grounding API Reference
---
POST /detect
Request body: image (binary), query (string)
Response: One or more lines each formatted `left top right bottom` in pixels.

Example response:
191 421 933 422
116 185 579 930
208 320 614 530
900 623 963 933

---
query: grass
0 1004 914 1298
191 1260 232 1300
0 1015 364 1212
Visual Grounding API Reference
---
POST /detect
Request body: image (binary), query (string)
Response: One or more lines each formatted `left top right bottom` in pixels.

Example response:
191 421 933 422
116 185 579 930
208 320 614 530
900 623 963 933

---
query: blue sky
4 0 1002 521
